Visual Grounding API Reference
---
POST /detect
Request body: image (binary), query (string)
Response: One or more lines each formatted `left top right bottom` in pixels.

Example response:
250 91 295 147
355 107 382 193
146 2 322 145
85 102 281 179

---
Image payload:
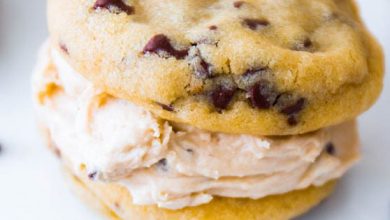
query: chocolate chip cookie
47 0 384 135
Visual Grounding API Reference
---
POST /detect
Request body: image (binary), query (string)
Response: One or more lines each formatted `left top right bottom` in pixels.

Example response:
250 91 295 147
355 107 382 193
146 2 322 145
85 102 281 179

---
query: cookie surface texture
48 0 384 135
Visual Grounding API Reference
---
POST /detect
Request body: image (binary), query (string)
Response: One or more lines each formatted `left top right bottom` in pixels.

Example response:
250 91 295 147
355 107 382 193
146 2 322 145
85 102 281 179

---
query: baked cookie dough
48 0 384 135
67 168 336 220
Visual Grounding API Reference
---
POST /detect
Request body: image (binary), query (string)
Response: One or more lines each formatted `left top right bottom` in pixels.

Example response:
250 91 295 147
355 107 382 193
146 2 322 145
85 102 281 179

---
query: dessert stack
33 0 383 219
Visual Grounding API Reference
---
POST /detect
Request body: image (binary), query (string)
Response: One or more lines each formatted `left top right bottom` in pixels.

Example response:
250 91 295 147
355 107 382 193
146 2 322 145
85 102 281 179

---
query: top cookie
47 0 384 135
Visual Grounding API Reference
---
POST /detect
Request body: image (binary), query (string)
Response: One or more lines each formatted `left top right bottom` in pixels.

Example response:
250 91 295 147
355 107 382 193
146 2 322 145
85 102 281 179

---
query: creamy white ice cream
33 43 360 210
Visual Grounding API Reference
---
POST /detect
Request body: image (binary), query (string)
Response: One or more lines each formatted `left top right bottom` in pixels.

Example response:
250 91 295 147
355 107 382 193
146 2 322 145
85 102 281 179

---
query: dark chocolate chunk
157 102 174 112
275 95 305 126
157 158 168 171
143 34 188 59
280 98 305 115
59 43 69 54
233 1 245 8
248 81 277 109
210 86 236 110
186 148 194 153
209 25 218 30
325 143 336 155
303 39 312 48
294 38 313 51
243 18 269 30
93 0 134 15
88 171 97 180
287 115 298 126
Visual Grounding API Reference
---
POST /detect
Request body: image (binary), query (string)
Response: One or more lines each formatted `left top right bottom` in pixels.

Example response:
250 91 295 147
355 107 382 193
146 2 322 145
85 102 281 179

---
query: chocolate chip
59 43 69 54
287 115 298 126
303 39 312 48
143 34 188 59
233 1 245 8
88 171 97 180
243 18 269 30
157 158 168 171
157 102 174 112
248 81 277 109
274 95 305 126
294 38 313 51
210 86 236 110
93 0 134 15
209 25 218 30
186 148 194 153
280 98 305 115
325 143 336 155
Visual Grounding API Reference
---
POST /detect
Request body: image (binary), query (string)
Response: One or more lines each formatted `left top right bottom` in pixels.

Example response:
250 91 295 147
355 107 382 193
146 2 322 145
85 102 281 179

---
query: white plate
0 0 389 219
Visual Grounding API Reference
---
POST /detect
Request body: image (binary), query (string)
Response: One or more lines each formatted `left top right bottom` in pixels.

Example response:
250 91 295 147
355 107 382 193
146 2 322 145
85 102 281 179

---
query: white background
0 0 389 219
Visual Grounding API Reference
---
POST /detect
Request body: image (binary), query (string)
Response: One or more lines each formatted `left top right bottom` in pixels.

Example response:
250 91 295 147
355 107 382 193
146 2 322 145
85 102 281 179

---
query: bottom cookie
65 168 336 220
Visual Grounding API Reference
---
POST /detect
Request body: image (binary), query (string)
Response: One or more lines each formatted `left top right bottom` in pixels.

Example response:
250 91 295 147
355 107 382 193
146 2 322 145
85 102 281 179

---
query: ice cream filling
33 43 360 210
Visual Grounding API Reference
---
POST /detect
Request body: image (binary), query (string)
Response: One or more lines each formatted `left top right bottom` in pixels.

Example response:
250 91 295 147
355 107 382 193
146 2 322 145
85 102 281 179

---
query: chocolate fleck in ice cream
34 0 384 219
